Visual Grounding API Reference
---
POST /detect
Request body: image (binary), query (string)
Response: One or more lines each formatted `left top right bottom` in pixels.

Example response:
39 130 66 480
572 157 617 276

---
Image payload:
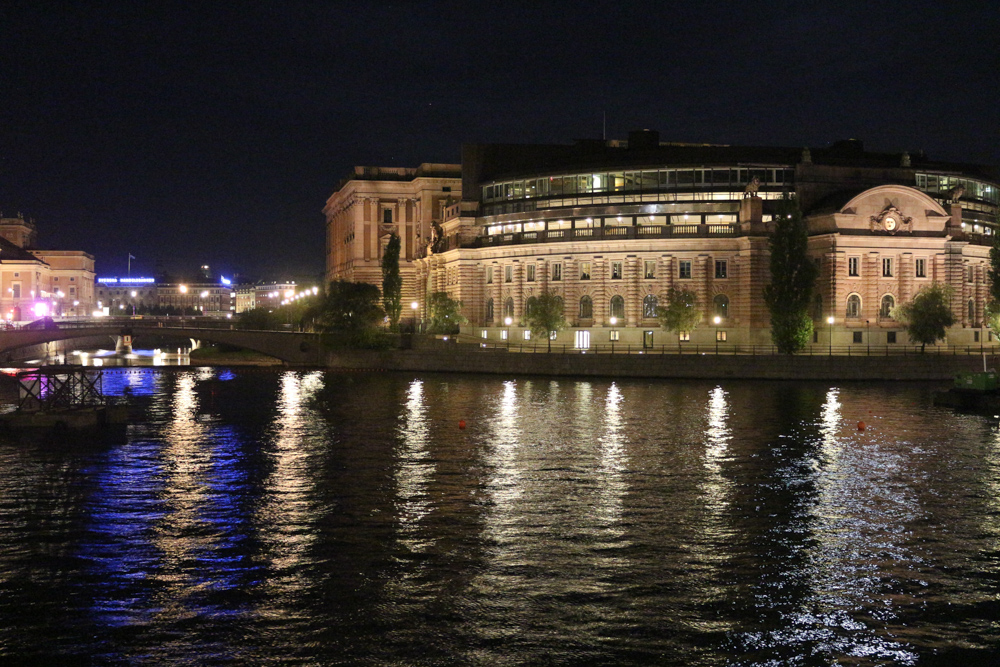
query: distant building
233 281 300 313
323 163 462 303
95 276 234 317
0 214 95 320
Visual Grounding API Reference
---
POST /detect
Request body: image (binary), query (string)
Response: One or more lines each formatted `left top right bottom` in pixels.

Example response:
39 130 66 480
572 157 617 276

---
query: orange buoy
458 420 466 429
857 421 866 431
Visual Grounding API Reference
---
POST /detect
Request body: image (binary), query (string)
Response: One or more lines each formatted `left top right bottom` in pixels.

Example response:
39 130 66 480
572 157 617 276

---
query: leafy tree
524 290 567 351
236 307 282 330
987 217 1000 330
763 194 818 353
427 291 467 334
317 280 384 332
892 283 956 352
656 287 701 335
382 234 403 332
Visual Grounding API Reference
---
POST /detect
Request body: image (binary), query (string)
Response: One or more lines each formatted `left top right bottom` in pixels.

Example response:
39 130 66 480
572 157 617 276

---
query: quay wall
325 345 993 381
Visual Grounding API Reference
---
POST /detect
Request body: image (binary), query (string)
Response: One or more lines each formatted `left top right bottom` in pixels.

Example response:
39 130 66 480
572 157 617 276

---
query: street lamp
410 301 419 333
827 316 834 355
504 316 512 348
131 290 137 317
714 315 721 354
609 316 617 354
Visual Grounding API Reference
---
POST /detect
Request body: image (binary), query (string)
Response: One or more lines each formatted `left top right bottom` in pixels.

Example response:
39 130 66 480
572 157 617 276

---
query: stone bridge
0 320 326 365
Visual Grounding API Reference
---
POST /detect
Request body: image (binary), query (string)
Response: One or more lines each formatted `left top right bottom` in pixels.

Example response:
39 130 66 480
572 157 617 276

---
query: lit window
882 258 893 277
610 330 619 341
580 262 591 280
486 267 493 284
643 294 658 318
848 257 860 277
523 330 531 340
552 263 562 281
716 330 727 342
678 331 690 342
505 265 513 283
644 260 656 279
527 264 536 282
611 261 623 279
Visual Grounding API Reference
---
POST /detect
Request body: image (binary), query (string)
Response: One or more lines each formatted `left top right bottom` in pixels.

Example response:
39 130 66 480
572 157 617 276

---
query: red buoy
458 420 467 429
857 421 866 431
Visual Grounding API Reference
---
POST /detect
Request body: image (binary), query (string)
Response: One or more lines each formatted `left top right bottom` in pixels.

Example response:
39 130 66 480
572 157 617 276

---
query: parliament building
325 132 999 350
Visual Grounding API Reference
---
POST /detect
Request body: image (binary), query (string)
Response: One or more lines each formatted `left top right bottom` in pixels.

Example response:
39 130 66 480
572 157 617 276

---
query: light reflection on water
0 371 998 665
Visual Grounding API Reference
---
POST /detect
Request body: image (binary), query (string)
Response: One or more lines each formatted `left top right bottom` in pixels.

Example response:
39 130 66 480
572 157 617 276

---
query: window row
846 294 896 319
486 259 729 283
482 167 796 202
846 256 926 278
486 294 731 321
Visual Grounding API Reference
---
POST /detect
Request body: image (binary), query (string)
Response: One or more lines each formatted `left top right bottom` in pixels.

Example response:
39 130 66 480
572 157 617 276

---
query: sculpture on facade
743 176 760 198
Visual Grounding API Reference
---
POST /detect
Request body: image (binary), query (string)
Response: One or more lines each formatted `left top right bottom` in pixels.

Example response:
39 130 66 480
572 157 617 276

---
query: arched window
503 297 514 319
579 295 593 319
713 294 729 319
812 294 823 320
846 294 861 318
643 294 658 318
485 298 494 322
969 299 976 322
525 296 538 318
609 295 625 320
880 295 895 319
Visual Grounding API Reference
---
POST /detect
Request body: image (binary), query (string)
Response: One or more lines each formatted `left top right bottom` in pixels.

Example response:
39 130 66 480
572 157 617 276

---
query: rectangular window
915 258 926 278
575 330 590 349
967 265 974 283
481 330 488 339
853 331 863 343
505 265 513 283
11 283 21 299
644 260 656 279
383 208 392 224
679 260 692 279
716 330 727 342
486 267 493 284
501 329 509 340
611 261 623 279
882 258 893 277
552 263 562 281
523 330 531 340
526 264 535 282
580 262 591 280
974 330 980 343
887 331 897 344
610 330 619 341
848 256 860 277
715 259 728 279
678 331 690 342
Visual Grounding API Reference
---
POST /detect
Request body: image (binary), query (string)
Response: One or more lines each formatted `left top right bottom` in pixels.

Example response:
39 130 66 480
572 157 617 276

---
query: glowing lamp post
504 316 512 348
609 316 617 354
410 301 419 334
714 315 721 354
827 316 834 355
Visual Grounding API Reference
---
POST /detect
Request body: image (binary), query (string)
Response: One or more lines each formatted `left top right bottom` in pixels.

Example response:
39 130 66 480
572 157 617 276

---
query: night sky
2 1 998 280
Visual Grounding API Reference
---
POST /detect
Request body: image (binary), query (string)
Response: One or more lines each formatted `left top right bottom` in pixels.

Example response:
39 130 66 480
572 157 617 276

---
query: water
1 368 999 665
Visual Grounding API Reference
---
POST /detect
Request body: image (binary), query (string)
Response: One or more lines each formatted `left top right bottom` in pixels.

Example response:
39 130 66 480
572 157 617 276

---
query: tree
524 291 566 351
656 287 701 335
763 194 818 353
382 234 403 332
427 291 467 334
892 283 956 352
317 280 385 332
986 215 1000 330
236 307 281 331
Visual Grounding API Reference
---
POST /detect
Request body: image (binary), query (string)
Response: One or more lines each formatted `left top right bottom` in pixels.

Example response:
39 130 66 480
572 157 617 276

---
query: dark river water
1 368 999 665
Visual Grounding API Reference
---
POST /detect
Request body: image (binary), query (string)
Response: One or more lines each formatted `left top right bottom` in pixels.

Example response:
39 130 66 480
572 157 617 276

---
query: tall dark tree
986 213 1000 330
893 283 956 352
317 280 384 332
524 291 566 351
382 234 402 332
763 194 818 353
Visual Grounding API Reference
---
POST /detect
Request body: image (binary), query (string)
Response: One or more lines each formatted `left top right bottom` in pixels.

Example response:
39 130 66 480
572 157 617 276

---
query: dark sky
2 1 998 280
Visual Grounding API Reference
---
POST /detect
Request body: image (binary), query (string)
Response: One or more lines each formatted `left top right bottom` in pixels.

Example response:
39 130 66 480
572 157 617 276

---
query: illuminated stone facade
0 215 95 320
323 164 462 305
410 135 999 349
